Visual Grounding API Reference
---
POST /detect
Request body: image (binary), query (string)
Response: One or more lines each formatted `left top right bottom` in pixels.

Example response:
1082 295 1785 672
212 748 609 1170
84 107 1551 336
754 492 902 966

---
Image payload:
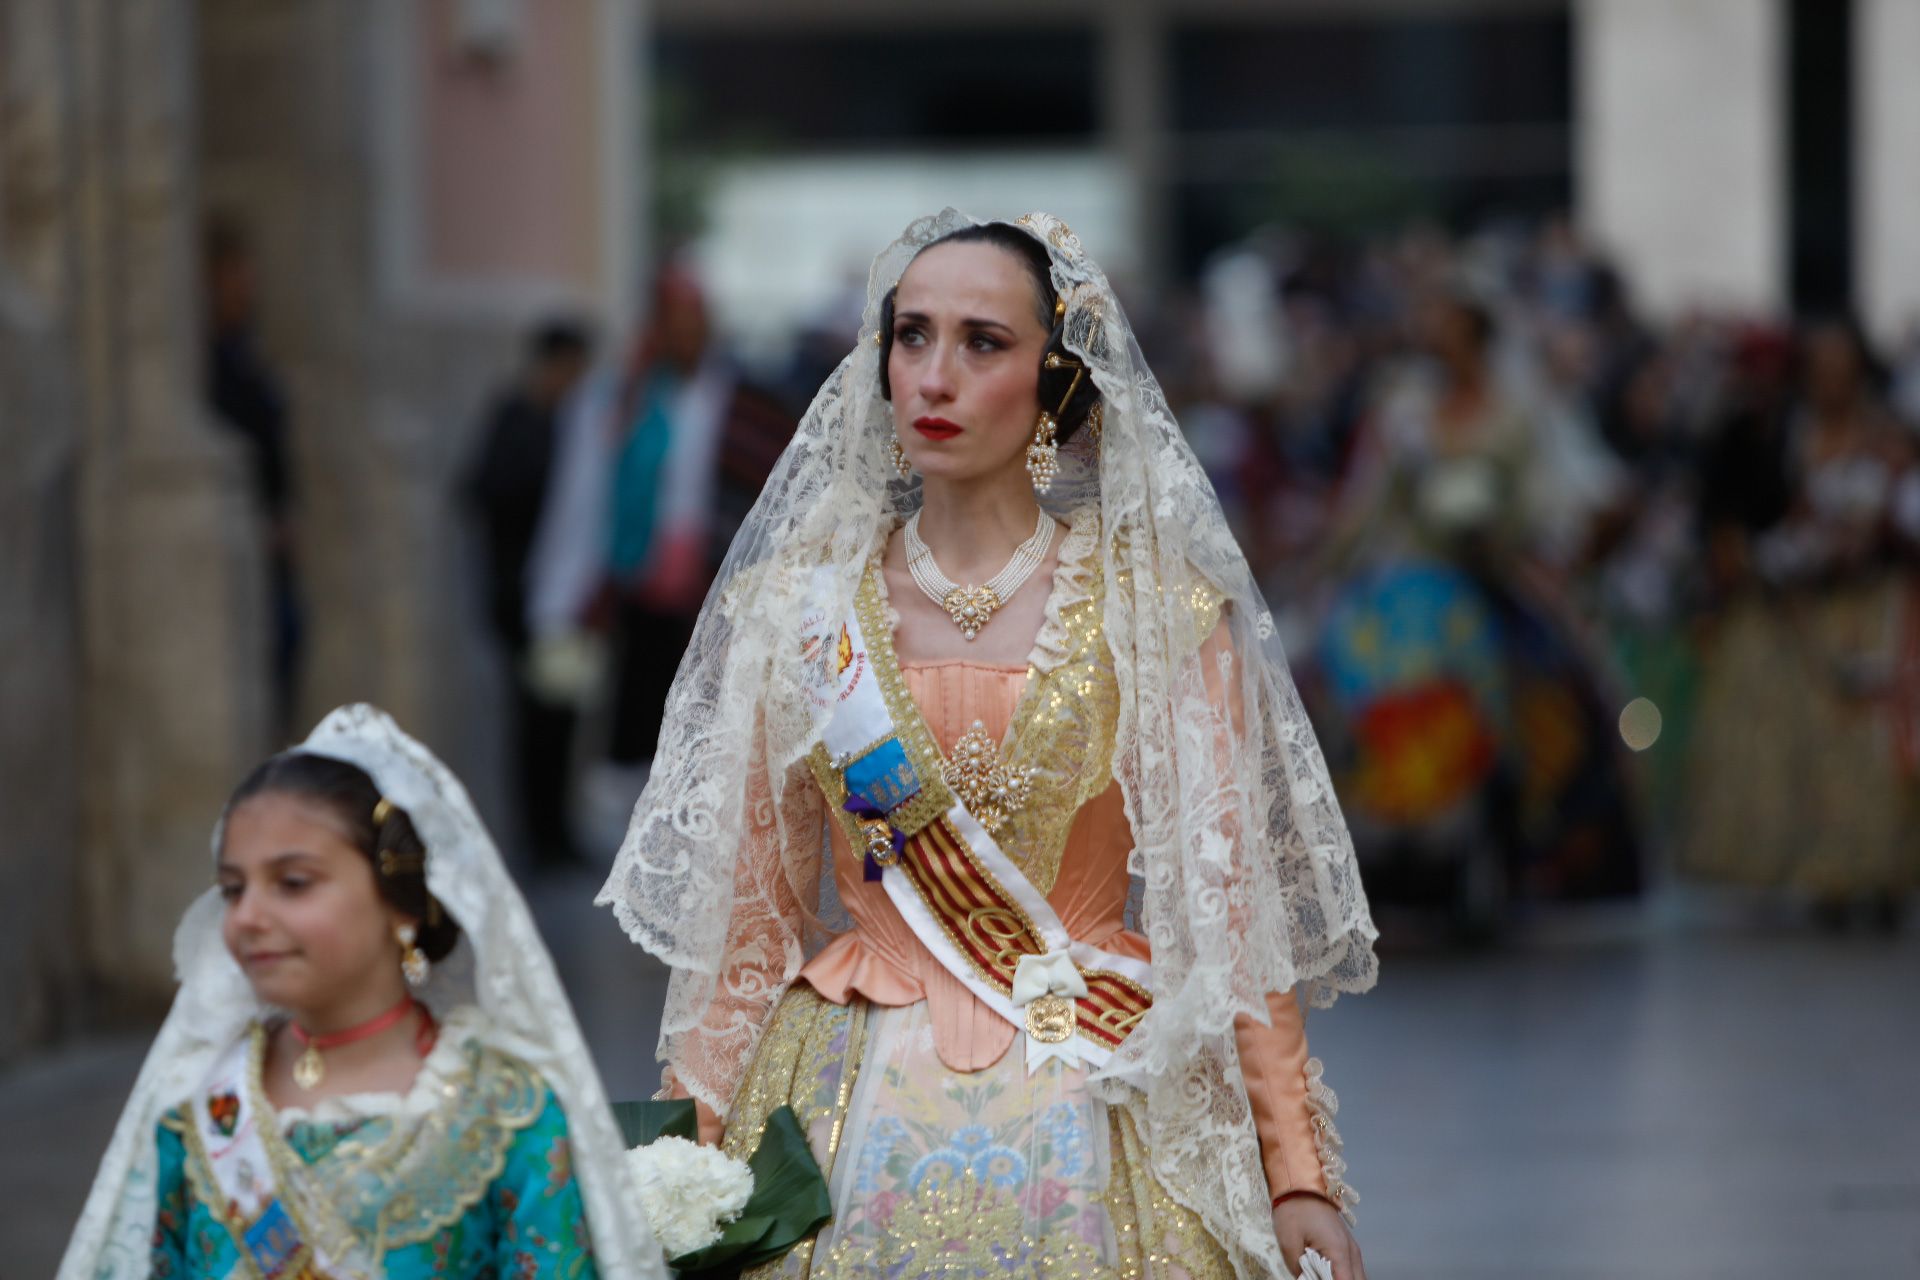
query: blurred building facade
6 0 1920 1062
656 0 1920 345
0 0 640 1059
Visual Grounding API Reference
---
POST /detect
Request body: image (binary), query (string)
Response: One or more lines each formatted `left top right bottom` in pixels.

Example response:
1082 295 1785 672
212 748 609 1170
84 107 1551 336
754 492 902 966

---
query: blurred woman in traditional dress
1686 318 1920 926
1305 288 1641 932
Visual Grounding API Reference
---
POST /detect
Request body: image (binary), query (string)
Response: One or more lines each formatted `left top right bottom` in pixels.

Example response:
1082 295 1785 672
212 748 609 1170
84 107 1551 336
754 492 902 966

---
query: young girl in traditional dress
59 704 663 1280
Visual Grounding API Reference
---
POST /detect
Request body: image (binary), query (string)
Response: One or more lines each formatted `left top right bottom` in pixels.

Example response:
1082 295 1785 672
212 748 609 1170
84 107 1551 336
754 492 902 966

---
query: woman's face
218 793 408 1021
888 241 1049 485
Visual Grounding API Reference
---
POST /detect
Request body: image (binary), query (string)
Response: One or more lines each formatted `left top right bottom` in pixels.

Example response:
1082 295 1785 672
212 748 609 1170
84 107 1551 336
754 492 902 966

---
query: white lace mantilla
598 210 1378 1280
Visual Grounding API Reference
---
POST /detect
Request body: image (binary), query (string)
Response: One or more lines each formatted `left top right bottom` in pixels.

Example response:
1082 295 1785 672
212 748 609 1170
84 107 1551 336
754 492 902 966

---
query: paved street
6 876 1915 1277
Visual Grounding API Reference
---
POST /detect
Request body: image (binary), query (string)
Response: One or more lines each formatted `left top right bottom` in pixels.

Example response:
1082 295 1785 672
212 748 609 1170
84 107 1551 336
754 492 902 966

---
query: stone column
39 0 270 997
1 0 85 1056
1575 0 1785 319
197 0 644 806
1855 0 1920 347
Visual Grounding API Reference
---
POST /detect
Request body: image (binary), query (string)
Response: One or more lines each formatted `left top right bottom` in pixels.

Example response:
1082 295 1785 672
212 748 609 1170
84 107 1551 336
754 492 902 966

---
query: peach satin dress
697 657 1334 1208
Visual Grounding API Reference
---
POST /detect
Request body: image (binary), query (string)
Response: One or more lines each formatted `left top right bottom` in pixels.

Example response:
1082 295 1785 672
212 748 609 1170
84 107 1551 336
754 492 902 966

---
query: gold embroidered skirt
1683 581 1920 896
727 985 1233 1280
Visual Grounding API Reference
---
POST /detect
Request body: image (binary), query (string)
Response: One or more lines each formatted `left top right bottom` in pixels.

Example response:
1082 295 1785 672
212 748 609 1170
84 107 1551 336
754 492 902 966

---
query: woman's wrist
1271 1188 1338 1211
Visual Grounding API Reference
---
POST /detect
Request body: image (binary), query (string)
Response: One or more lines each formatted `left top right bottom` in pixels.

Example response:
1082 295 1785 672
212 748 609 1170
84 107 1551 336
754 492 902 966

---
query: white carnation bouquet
614 1099 832 1277
626 1135 755 1257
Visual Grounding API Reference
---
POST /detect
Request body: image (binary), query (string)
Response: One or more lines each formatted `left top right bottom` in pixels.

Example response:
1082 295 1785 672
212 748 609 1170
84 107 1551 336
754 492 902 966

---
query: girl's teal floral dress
148 1007 599 1278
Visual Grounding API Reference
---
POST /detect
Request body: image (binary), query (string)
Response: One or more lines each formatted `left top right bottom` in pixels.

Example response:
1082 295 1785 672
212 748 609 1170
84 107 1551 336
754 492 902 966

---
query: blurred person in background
1304 283 1640 934
205 214 303 737
462 318 595 869
527 264 792 849
1684 317 1920 928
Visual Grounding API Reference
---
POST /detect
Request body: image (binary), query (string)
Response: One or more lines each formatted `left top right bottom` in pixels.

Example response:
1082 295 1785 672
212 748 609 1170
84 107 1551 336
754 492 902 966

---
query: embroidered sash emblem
208 1089 241 1138
242 1199 305 1278
1023 993 1077 1044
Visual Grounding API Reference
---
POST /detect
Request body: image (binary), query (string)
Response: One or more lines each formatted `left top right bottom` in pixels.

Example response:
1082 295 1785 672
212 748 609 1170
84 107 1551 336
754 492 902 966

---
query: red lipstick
913 416 962 441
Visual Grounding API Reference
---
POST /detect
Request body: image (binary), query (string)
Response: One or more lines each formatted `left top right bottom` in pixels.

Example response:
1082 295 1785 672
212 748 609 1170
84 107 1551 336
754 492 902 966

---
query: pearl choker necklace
904 508 1053 640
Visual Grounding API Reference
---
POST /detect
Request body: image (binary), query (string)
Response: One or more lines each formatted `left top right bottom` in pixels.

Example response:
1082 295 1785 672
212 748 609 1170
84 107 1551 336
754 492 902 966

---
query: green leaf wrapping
611 1097 699 1148
665 1105 833 1279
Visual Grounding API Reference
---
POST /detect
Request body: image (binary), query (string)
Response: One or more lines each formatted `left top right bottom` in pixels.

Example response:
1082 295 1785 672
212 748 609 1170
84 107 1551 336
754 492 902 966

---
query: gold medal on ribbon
1023 992 1076 1044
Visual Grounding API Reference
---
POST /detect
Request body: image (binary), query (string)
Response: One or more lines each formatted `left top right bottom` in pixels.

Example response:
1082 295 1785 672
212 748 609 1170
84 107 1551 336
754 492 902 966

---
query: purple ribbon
843 795 906 881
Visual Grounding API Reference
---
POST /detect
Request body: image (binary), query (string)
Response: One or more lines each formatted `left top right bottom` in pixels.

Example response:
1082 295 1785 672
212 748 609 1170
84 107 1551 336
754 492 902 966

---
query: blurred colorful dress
1684 414 1920 905
149 1009 596 1279
1311 366 1641 911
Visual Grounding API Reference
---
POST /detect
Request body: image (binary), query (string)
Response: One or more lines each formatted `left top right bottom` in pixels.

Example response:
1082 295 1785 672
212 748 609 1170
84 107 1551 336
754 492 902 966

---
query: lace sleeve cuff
1303 1057 1359 1227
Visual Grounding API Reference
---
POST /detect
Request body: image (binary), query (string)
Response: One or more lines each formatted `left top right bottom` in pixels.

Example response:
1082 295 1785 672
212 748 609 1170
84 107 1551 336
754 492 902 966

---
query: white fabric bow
1011 951 1090 1074
1011 950 1089 1005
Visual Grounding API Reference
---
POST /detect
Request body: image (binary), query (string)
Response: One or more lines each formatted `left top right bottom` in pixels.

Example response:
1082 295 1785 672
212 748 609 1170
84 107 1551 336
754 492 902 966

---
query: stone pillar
2 0 272 1011
1575 0 1785 319
1 0 85 1056
197 0 643 802
1855 0 1920 347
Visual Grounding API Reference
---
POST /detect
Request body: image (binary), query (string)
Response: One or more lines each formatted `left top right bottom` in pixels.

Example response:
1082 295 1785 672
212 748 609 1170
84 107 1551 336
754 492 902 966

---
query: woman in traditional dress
59 704 663 1280
1306 287 1641 925
1686 318 1920 923
597 212 1379 1280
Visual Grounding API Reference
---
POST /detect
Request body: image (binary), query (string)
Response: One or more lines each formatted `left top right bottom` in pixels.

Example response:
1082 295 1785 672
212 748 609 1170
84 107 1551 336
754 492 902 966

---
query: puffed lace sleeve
662 735 826 1145
1198 606 1359 1225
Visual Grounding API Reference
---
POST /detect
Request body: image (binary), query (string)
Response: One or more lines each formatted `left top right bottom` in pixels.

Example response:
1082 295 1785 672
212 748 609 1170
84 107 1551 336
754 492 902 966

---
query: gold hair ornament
1026 352 1089 496
379 848 426 877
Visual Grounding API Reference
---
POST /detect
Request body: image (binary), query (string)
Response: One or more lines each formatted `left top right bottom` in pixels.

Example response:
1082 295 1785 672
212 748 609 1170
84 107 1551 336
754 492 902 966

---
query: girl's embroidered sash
179 1031 341 1278
802 567 1151 1071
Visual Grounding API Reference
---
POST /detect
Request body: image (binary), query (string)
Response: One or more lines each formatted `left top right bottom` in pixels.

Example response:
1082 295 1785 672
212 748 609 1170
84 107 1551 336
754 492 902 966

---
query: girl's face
888 241 1049 486
218 793 409 1021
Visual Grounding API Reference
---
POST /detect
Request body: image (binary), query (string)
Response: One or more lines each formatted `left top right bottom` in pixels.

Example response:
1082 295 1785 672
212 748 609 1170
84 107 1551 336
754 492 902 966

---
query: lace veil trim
1028 508 1101 675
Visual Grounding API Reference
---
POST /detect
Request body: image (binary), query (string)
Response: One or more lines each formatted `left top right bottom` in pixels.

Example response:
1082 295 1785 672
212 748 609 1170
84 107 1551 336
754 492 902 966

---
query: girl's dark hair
877 223 1103 444
226 752 461 962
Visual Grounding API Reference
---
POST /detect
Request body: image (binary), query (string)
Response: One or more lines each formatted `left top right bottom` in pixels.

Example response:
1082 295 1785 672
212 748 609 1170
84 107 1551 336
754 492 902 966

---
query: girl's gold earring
397 922 429 987
889 435 913 479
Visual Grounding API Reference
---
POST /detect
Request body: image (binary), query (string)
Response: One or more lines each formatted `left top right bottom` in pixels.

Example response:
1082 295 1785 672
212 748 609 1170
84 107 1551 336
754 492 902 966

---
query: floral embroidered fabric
724 987 1238 1280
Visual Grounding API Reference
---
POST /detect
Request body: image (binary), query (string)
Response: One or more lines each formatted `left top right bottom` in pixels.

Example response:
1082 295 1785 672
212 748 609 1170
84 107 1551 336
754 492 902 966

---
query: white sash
186 1033 351 1277
807 577 1152 1071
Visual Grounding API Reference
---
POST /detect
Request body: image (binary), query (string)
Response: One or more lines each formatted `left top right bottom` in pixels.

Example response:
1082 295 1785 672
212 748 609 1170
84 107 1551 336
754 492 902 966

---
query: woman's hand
1272 1193 1365 1280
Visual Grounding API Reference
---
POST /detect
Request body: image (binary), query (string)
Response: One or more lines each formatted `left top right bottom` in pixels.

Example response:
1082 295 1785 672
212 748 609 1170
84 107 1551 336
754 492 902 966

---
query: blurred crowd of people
448 215 1918 935
1147 215 1920 932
